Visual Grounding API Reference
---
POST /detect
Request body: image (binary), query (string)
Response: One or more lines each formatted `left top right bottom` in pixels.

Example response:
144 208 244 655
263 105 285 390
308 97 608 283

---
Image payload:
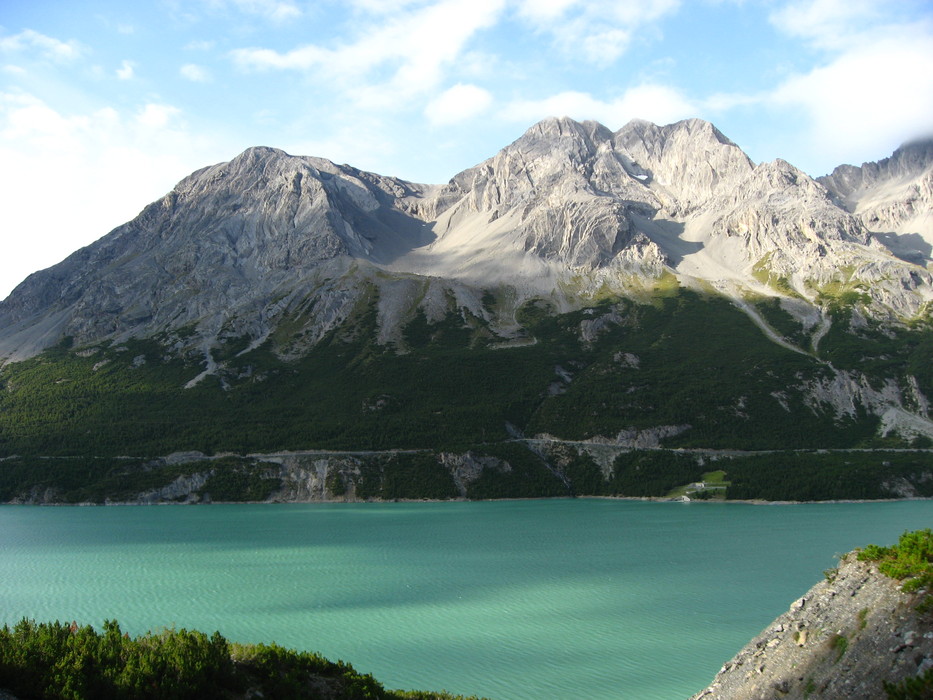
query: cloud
755 1 933 168
230 45 325 71
135 103 183 129
515 0 578 24
206 0 302 22
230 0 506 105
503 83 695 128
768 28 933 167
116 60 135 80
180 63 211 82
425 83 493 125
346 0 428 14
514 0 680 64
769 0 888 49
0 29 82 62
0 92 225 300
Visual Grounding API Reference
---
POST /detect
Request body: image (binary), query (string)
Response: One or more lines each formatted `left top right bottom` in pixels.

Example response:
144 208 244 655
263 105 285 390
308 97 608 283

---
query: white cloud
580 27 631 64
346 0 426 14
180 63 211 82
285 116 401 176
515 0 579 24
702 91 761 113
768 28 933 167
425 83 493 125
207 0 302 22
0 29 82 62
230 0 506 105
0 93 225 300
116 60 135 80
515 0 680 64
754 1 933 168
503 83 695 128
770 0 887 49
136 103 182 128
230 45 325 71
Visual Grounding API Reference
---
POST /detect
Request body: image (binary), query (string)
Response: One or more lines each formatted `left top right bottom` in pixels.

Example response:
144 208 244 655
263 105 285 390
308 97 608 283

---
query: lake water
0 499 931 699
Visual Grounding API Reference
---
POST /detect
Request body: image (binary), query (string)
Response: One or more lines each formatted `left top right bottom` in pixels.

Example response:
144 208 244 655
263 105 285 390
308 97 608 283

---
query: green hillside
1 287 931 502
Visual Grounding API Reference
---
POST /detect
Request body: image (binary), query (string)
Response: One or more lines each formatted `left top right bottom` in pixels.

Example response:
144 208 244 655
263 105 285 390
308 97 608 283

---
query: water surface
1 499 930 699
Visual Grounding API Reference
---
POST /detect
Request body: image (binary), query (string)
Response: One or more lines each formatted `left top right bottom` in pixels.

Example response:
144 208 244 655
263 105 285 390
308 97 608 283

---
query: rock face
691 555 933 700
0 147 434 360
819 139 933 267
1 117 932 364
401 117 669 280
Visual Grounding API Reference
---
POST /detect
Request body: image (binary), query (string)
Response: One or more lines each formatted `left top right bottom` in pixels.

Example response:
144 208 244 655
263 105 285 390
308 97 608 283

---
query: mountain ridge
2 116 931 365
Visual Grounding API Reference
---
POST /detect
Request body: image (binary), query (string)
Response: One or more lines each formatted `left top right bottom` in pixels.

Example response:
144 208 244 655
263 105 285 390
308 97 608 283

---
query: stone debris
691 555 933 700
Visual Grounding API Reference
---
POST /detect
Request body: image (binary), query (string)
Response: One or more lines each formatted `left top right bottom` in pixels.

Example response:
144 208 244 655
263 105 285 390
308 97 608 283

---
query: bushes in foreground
858 529 933 595
0 618 482 700
859 530 933 699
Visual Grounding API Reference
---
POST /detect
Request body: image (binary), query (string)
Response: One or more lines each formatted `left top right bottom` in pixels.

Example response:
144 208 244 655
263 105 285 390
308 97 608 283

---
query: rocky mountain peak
1 117 931 365
518 116 613 153
611 117 755 214
816 137 933 267
404 117 667 277
821 138 933 202
0 146 433 359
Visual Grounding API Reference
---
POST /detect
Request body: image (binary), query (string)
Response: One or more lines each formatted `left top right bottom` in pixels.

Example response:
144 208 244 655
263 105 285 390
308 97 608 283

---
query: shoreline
6 494 932 507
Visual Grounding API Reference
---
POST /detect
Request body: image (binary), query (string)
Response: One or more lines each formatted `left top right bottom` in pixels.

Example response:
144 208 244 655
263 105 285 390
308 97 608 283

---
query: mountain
0 147 436 362
2 117 931 362
819 139 933 267
0 118 931 503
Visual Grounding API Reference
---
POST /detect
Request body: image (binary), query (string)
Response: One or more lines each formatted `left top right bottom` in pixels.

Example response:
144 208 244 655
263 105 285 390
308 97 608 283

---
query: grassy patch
751 254 799 297
828 632 848 662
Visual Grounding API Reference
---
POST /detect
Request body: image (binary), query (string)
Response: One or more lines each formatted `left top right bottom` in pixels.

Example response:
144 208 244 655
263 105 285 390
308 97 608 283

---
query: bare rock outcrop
692 555 932 700
0 148 433 361
819 139 933 267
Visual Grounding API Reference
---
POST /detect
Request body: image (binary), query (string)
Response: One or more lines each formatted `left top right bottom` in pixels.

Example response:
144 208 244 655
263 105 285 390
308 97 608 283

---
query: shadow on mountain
366 208 437 265
632 215 703 265
873 231 932 266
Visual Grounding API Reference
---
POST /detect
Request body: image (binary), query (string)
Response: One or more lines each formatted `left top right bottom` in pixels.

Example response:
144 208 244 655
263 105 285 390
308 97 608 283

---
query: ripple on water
1 500 931 700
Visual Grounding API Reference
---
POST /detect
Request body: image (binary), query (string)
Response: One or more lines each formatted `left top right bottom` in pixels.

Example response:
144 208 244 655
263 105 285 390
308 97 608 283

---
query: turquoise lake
1 499 931 699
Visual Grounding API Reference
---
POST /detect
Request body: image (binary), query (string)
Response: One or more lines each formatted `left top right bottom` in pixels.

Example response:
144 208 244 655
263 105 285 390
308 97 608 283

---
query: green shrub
0 618 484 700
857 529 933 598
884 668 933 700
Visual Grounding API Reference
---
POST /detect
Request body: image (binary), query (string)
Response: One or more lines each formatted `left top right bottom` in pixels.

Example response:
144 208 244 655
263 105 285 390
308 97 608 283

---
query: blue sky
1 0 932 300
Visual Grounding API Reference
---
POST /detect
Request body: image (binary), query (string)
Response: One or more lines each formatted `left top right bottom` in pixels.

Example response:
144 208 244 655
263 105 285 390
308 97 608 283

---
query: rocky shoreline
691 554 932 699
3 443 931 506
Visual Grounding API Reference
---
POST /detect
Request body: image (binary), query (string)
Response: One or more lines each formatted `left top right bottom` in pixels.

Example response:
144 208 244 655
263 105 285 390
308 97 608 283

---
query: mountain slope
2 117 931 363
819 139 933 269
0 118 931 472
0 147 434 361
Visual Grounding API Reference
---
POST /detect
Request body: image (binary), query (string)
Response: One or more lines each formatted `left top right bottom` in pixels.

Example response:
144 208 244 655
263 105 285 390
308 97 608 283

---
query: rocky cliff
692 549 932 699
0 147 435 361
819 140 933 268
